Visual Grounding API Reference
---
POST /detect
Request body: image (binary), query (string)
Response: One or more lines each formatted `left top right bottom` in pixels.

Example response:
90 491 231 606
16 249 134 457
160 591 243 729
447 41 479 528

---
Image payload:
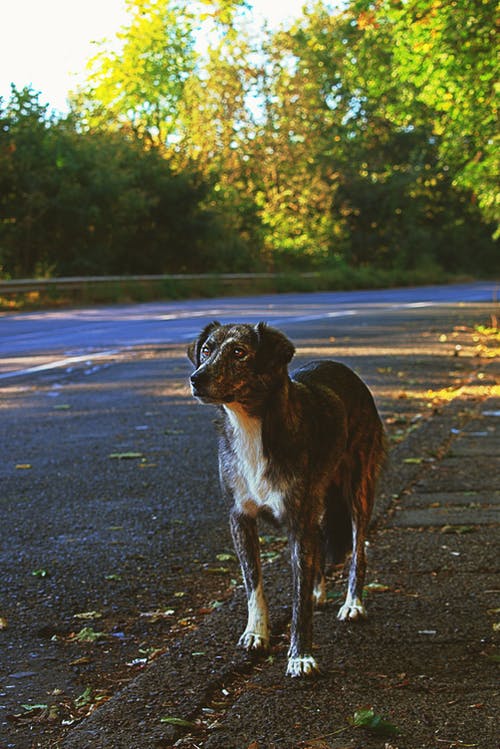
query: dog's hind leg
337 514 368 621
230 509 269 651
313 528 326 606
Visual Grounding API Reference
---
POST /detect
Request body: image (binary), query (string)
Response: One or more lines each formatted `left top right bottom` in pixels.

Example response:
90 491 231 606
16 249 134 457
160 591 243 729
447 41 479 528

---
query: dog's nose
190 370 205 389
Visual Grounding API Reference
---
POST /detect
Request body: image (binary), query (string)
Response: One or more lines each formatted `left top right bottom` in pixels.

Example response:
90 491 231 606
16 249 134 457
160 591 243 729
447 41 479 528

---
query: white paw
238 630 269 651
337 596 367 621
313 578 326 606
286 655 320 677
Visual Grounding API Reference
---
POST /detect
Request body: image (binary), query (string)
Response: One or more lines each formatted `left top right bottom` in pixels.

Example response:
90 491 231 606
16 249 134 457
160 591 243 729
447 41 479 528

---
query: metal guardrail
0 272 321 295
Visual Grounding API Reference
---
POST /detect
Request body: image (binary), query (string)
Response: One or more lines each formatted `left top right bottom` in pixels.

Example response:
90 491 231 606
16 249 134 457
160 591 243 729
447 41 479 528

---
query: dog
187 321 385 677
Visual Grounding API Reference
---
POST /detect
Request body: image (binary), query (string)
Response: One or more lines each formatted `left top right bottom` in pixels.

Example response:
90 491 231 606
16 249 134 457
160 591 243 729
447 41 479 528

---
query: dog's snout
190 369 206 389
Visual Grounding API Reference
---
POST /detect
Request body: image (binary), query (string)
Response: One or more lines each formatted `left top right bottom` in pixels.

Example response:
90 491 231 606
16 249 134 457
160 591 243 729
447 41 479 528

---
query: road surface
1 282 497 379
0 282 498 748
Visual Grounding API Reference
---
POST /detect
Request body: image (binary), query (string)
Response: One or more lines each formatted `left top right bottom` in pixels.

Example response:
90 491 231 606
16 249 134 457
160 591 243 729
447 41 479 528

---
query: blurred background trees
1 0 497 279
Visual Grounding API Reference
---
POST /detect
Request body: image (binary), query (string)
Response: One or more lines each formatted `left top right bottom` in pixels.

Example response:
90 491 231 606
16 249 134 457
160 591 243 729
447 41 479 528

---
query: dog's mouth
190 385 234 405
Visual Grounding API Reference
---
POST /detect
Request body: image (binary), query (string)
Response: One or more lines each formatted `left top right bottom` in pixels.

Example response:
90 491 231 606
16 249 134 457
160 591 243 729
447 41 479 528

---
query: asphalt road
0 282 498 748
1 282 497 379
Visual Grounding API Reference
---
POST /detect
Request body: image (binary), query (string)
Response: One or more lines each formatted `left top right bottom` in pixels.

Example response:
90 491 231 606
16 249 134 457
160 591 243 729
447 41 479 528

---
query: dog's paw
286 655 320 678
313 578 326 606
337 596 367 621
238 630 269 651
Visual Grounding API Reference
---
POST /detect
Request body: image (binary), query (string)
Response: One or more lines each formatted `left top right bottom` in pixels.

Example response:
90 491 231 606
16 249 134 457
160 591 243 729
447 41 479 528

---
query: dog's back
292 360 386 562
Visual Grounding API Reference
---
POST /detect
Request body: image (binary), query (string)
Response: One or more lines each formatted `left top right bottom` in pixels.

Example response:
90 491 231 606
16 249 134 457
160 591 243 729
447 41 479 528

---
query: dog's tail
323 485 353 565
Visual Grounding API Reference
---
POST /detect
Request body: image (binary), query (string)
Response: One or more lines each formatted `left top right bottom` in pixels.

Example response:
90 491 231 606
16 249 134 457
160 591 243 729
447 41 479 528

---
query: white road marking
0 298 450 378
0 350 118 380
178 308 359 340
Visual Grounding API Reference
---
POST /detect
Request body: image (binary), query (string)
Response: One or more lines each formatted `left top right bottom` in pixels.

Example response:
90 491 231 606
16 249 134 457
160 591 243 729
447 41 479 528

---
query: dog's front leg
230 508 269 651
287 532 320 677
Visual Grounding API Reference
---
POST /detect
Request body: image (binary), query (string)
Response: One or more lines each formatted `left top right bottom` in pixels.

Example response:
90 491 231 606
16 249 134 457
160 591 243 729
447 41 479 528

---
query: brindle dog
188 321 385 677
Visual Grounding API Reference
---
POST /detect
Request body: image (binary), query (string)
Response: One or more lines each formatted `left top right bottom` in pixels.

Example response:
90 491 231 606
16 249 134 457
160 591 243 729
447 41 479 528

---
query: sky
0 0 308 114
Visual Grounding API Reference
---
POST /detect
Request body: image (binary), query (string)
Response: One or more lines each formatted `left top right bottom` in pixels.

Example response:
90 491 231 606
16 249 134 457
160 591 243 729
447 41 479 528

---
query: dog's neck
223 402 260 431
222 376 295 435
223 377 299 477
225 375 292 420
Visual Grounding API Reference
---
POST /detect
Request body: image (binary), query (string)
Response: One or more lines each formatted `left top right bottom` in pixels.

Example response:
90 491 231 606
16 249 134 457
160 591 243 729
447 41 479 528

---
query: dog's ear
254 322 295 373
187 321 221 365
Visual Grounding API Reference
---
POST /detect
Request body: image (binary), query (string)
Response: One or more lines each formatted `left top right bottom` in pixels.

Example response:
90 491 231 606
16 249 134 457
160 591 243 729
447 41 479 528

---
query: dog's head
187 321 295 408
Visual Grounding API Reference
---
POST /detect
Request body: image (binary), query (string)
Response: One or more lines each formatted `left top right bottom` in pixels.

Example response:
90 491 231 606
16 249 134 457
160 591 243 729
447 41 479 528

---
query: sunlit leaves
369 0 498 231
2 1 497 278
72 0 197 147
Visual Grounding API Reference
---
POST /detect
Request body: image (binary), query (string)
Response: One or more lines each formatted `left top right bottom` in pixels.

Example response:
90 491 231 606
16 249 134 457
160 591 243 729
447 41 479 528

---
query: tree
254 0 496 270
355 0 499 233
177 7 265 268
0 86 56 276
72 0 196 147
0 87 221 277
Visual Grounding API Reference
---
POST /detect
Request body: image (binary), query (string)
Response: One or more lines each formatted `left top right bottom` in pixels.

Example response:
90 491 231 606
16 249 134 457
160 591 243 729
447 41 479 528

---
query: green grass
0 266 473 311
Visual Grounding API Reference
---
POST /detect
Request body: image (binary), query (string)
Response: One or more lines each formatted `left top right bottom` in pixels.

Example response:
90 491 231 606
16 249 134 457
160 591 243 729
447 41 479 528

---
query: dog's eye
200 344 211 360
233 347 247 360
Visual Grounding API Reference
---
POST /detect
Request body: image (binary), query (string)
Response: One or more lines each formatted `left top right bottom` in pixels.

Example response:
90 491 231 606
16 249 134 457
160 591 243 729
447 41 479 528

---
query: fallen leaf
16 464 32 470
351 707 399 736
73 611 102 620
74 687 93 709
32 568 48 578
21 704 49 712
0 616 8 630
208 600 224 609
140 609 175 622
441 525 475 534
108 452 144 460
159 716 196 727
72 627 107 643
69 656 91 666
364 582 391 593
127 657 148 667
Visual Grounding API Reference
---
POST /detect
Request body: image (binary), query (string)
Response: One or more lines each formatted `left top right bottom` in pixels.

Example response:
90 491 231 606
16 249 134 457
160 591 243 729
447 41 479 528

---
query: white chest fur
223 405 285 519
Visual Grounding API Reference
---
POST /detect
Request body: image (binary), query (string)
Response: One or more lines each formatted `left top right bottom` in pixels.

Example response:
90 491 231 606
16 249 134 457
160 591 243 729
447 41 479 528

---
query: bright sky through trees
0 0 307 112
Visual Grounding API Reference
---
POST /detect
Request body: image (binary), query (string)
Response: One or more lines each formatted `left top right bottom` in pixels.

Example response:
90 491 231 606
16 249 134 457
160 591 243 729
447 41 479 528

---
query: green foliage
1 0 498 281
72 0 197 146
0 87 223 277
384 0 498 231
